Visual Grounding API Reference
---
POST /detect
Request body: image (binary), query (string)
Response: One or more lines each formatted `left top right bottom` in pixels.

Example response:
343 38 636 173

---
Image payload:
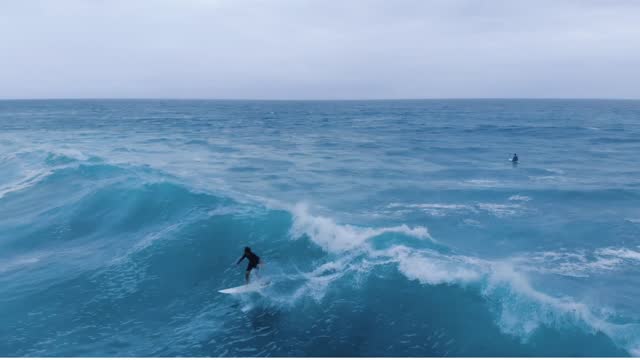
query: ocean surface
1 99 640 356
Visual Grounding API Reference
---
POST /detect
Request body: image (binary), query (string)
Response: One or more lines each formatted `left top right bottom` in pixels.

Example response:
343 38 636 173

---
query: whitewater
1 99 639 356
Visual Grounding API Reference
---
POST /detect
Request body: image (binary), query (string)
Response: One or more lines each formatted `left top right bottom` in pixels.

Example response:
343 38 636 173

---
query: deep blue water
1 99 640 356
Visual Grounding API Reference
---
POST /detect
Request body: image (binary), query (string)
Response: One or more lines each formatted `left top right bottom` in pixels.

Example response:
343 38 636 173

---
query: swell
288 208 637 356
0 157 635 356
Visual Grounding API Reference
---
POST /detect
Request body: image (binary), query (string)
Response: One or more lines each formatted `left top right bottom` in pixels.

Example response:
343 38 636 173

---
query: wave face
1 99 640 356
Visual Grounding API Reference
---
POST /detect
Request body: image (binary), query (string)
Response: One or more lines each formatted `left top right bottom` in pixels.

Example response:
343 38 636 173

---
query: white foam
483 262 611 338
476 203 523 217
383 246 482 285
528 175 567 183
0 145 93 200
513 247 640 278
465 179 502 187
462 218 483 227
508 195 531 202
371 245 630 346
49 148 89 161
596 247 640 262
387 201 524 218
290 203 431 253
0 169 52 199
387 203 473 217
0 255 41 274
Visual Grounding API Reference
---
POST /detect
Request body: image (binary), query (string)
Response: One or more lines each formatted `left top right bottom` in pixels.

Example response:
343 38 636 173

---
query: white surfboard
219 281 271 294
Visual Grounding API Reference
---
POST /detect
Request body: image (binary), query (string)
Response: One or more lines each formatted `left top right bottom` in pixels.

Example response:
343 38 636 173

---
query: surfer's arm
236 254 246 265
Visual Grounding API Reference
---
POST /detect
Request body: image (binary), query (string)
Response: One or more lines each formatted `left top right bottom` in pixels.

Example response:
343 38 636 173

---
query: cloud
0 0 638 99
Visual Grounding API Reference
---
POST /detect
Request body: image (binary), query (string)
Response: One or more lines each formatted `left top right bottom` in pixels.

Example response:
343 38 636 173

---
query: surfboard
219 281 271 294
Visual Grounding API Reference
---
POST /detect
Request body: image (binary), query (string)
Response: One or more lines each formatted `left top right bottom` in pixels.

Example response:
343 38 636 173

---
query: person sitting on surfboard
236 247 261 284
511 153 518 162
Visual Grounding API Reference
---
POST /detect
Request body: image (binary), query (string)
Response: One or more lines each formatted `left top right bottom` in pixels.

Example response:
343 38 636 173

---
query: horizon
1 97 640 102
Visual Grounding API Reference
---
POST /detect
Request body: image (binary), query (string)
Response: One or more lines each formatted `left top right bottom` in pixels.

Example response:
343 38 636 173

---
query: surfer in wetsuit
511 153 518 162
236 247 261 284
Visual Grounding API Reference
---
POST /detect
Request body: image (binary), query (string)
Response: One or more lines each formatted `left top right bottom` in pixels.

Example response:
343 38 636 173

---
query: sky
0 0 639 100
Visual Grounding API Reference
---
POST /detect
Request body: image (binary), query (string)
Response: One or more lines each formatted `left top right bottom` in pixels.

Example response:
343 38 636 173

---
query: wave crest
290 203 432 252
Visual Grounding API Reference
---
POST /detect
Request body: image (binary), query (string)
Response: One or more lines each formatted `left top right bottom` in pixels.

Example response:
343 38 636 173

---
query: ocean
1 99 639 356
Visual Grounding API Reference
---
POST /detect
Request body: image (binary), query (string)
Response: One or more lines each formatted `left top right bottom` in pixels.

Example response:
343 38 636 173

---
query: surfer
236 247 261 284
511 153 518 162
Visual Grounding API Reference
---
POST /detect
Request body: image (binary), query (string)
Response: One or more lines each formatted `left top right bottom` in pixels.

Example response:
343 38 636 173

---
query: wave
288 205 640 355
290 203 432 253
0 157 638 356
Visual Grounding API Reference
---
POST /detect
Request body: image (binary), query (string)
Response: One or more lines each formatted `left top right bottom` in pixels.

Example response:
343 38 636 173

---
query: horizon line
1 97 640 102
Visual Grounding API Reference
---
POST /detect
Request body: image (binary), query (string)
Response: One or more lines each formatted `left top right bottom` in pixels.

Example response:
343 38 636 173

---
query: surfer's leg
246 262 258 283
245 263 252 283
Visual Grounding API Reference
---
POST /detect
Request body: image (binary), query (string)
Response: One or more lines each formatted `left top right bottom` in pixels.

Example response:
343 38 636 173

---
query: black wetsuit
237 251 260 271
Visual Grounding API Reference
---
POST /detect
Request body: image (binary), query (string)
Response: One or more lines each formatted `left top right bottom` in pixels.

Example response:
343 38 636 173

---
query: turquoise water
1 99 639 356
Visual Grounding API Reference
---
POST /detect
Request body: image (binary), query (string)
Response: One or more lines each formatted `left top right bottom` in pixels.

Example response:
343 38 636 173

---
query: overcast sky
1 0 639 99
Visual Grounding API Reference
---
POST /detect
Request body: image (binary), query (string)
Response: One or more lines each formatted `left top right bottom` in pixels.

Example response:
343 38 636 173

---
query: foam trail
290 203 432 252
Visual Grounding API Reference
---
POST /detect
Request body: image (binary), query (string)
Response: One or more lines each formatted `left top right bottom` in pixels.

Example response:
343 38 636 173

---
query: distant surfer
236 247 261 284
511 153 518 163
